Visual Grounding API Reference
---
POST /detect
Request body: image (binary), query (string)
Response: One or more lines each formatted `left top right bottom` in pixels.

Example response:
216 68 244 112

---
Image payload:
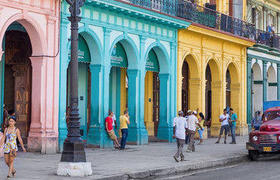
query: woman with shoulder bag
0 116 26 178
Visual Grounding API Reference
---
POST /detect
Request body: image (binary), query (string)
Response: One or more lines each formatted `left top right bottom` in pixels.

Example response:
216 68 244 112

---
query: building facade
58 0 190 149
247 0 280 127
0 0 60 153
176 0 255 136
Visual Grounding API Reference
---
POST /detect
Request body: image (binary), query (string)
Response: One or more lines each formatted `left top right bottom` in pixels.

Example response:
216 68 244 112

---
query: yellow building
177 0 255 136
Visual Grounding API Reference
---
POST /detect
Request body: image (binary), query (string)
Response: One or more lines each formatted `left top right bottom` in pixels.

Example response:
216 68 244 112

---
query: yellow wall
177 25 254 136
144 71 154 136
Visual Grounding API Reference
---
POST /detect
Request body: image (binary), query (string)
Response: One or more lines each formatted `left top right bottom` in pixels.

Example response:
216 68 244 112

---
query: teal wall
58 0 191 150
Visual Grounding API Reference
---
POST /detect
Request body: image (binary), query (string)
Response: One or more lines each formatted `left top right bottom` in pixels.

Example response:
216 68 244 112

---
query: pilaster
277 64 280 100
263 61 267 102
247 57 252 130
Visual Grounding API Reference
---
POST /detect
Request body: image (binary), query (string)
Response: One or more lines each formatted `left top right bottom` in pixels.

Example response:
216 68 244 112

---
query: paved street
0 136 248 179
160 158 280 180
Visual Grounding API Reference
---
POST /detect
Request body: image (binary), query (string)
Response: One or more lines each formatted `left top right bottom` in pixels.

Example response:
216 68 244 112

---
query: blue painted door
78 63 88 139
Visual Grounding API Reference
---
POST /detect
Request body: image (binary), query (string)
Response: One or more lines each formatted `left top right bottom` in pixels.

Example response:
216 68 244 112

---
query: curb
97 154 248 180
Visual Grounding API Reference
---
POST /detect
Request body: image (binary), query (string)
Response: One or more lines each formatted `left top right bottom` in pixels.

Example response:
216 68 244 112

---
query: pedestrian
252 111 262 130
216 108 230 144
108 110 117 131
0 116 26 178
186 111 203 152
229 108 237 144
120 110 130 150
0 131 3 157
173 111 188 162
185 110 192 144
105 111 120 149
197 112 205 145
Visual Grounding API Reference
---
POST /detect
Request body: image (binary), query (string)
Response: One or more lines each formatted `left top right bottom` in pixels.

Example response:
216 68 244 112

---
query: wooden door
153 72 160 137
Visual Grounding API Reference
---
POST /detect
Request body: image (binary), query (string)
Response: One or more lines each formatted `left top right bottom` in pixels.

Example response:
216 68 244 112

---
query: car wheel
248 150 259 161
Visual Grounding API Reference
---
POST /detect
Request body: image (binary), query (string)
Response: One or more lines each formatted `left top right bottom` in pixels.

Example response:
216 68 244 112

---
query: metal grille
259 134 277 144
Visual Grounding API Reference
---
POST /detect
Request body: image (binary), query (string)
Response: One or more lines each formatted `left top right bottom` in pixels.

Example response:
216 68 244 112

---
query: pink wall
0 0 60 153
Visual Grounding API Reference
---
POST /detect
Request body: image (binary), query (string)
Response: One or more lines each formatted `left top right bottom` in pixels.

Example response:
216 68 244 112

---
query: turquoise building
58 0 190 149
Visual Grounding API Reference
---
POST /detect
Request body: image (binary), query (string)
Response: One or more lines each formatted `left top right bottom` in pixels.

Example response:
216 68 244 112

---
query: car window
264 111 280 121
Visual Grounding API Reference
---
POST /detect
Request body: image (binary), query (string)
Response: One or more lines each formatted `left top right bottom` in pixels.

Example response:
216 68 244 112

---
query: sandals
12 169 16 176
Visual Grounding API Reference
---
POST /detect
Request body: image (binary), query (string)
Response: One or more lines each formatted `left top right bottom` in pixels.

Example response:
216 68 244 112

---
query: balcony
256 29 280 50
121 0 256 40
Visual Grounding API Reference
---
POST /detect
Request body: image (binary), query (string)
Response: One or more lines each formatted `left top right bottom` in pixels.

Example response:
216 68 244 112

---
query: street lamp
57 0 92 176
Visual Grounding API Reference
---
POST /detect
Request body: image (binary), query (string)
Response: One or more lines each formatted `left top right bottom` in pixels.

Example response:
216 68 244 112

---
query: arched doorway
205 64 212 123
182 61 189 114
226 63 240 129
181 54 200 115
144 49 160 139
267 65 277 101
252 63 262 114
67 34 91 140
1 22 32 143
226 69 231 109
109 42 128 135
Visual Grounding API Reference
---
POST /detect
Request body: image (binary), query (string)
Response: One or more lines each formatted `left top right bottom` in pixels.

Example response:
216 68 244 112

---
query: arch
227 62 239 84
183 54 199 79
0 13 47 56
267 65 276 83
144 41 170 74
66 26 103 66
267 65 277 101
252 62 262 81
206 58 221 81
109 34 139 69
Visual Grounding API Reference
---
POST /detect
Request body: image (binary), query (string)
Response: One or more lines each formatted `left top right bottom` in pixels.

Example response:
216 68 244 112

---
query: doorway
3 29 32 143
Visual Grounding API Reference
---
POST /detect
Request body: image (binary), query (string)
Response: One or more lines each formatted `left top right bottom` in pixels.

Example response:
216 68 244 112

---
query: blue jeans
198 128 204 139
121 129 128 149
185 134 190 144
230 125 236 143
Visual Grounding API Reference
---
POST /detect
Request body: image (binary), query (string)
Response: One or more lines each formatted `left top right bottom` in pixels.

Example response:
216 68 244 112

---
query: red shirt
105 116 113 131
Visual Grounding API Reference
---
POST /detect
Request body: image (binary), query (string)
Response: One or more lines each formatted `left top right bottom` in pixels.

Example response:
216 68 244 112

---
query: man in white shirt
186 111 202 152
173 111 188 162
185 110 192 144
216 108 230 144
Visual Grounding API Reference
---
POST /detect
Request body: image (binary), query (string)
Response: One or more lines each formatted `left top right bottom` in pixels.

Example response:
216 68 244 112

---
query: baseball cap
193 111 197 115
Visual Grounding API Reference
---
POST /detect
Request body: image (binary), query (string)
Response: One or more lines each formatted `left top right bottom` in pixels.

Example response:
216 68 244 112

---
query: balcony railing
256 29 280 50
124 0 256 40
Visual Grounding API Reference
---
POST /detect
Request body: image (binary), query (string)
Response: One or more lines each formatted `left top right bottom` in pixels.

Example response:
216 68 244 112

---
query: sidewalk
0 136 249 180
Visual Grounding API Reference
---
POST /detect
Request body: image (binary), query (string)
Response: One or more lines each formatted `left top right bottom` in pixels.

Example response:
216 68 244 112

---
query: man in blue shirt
252 111 262 130
229 108 237 144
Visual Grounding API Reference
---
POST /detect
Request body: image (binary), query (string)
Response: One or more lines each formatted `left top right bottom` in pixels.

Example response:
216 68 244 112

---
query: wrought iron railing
256 29 280 49
122 0 256 40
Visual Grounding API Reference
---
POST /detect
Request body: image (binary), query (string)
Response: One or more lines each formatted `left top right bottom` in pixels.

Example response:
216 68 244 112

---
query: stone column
210 80 224 137
28 57 46 152
87 64 104 147
188 78 202 111
247 58 252 130
127 69 148 144
277 64 280 100
157 73 172 141
58 19 69 151
263 61 267 102
100 28 113 148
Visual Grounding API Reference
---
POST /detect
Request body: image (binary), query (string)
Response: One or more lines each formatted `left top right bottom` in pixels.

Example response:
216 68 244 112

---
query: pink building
0 0 60 153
